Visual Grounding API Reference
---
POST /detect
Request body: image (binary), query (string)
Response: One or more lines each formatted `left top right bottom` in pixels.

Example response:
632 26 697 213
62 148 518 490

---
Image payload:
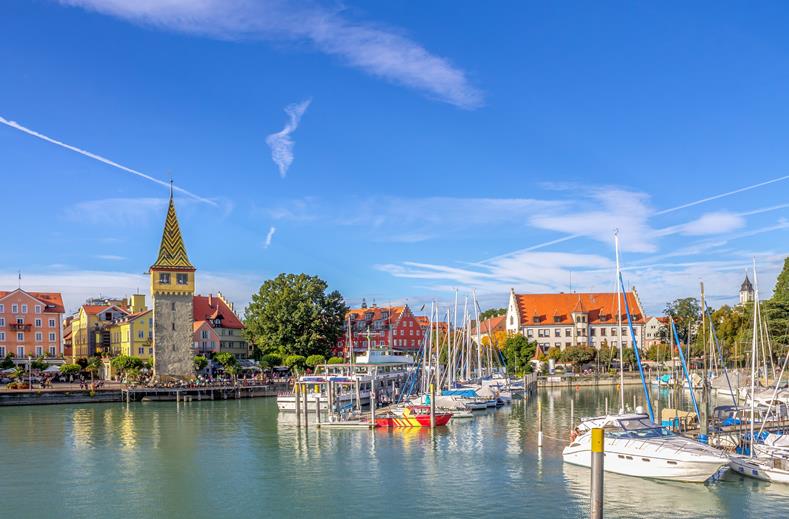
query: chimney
208 294 213 307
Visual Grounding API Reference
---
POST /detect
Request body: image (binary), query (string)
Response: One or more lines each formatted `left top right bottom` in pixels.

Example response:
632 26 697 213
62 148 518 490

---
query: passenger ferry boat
276 349 415 412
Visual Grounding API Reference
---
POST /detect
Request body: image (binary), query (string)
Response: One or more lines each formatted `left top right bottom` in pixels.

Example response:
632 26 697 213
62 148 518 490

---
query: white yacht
562 413 729 482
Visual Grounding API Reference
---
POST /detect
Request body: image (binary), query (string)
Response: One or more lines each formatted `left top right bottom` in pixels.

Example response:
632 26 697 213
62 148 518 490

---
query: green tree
214 352 238 369
327 357 345 364
110 355 144 379
193 355 208 372
31 357 48 371
479 307 506 320
305 354 326 369
664 297 701 344
765 257 789 352
284 355 306 372
546 346 562 361
59 364 81 376
244 273 348 358
260 353 283 369
85 356 102 381
502 335 536 376
0 353 14 370
561 345 596 370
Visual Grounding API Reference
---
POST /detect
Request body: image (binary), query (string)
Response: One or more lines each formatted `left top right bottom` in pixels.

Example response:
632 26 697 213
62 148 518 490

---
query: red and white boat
374 405 452 427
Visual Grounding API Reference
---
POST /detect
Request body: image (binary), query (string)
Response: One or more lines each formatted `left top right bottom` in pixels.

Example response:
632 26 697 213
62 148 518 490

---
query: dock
121 384 281 403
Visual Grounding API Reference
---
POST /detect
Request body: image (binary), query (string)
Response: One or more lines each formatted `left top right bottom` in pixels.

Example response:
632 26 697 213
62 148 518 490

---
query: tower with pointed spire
739 273 755 306
150 186 196 379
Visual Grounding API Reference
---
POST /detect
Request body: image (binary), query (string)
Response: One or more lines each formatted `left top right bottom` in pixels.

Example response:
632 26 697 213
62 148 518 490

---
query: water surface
1 386 786 518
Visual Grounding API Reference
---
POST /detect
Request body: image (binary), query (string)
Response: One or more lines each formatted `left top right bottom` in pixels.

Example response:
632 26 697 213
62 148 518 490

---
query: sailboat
562 232 728 482
729 260 789 482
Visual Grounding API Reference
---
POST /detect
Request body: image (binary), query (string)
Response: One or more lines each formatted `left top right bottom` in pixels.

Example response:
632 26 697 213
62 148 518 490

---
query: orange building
0 288 65 359
337 301 423 354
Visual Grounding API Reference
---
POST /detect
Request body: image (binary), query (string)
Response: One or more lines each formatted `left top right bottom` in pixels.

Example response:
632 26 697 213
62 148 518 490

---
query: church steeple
151 191 194 270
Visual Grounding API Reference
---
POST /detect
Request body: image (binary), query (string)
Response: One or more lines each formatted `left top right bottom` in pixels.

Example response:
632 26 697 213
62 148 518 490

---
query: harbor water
1 385 787 518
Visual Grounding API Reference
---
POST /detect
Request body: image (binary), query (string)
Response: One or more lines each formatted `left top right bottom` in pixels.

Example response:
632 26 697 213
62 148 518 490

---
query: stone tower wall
153 294 194 378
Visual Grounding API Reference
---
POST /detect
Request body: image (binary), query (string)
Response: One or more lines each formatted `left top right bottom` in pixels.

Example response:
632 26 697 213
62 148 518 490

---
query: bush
0 354 14 370
305 354 326 368
284 355 306 371
193 355 208 372
260 353 283 369
59 364 81 376
214 352 238 368
327 357 345 364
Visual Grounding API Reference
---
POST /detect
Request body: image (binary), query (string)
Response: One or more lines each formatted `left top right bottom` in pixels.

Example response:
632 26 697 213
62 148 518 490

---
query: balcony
9 323 31 332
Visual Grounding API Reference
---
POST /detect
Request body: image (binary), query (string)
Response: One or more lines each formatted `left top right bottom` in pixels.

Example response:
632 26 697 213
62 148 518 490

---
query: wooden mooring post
295 383 302 428
590 428 604 519
537 399 543 447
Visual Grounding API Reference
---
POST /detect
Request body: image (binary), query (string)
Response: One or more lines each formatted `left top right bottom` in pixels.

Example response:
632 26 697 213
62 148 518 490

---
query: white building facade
506 289 647 352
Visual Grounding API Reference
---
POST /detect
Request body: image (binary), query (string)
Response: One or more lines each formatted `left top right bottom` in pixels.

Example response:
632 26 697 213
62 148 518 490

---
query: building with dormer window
505 288 646 353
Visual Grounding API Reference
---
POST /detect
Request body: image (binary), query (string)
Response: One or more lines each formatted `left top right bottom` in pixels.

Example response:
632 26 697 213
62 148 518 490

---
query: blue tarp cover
441 389 478 398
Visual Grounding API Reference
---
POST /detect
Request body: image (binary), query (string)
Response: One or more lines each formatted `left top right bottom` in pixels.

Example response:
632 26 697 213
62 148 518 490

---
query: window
201 330 208 339
138 331 144 339
601 328 607 336
138 347 145 355
210 341 215 349
527 329 533 337
0 318 4 327
554 329 561 337
35 332 42 341
565 329 572 337
17 346 24 357
0 346 5 357
16 318 23 325
49 346 55 356
171 302 176 311
409 329 413 336
17 332 24 341
229 330 234 336
21 304 27 314
35 319 42 327
35 305 41 314
35 346 43 356
590 328 596 336
171 322 176 331
555 342 561 347
611 328 617 336
176 273 188 285
0 304 3 312
0 332 3 341
12 304 18 313
159 273 171 284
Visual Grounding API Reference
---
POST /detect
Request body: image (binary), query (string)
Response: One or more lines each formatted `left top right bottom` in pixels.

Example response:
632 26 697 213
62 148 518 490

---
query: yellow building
108 295 153 359
70 299 129 362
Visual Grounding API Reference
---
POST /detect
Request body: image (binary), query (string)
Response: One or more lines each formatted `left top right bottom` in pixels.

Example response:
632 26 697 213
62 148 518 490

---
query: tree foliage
479 307 506 320
284 355 306 371
766 257 789 351
664 297 701 345
546 346 562 361
327 357 345 364
244 273 347 358
59 364 81 376
305 354 326 368
502 335 536 376
0 354 14 370
31 357 48 371
561 345 596 369
260 353 283 369
193 355 208 372
110 355 143 376
214 352 238 368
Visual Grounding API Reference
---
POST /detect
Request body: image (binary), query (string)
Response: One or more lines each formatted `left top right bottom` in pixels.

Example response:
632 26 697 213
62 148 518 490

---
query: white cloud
656 211 746 237
266 99 310 178
64 197 168 225
58 0 482 108
0 269 262 315
95 255 126 261
264 226 276 248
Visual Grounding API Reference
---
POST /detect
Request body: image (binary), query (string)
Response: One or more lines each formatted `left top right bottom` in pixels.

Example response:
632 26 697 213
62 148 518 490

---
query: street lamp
27 355 32 392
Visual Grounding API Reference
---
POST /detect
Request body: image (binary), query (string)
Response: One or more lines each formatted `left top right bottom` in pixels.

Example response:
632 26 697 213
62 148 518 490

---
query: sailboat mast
615 231 625 413
473 289 482 380
750 259 758 458
451 289 458 387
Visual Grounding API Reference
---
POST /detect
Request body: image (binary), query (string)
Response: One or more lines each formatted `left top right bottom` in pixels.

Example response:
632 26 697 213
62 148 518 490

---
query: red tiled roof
0 290 65 313
193 295 243 329
81 304 128 316
472 314 507 335
346 306 407 323
515 292 645 325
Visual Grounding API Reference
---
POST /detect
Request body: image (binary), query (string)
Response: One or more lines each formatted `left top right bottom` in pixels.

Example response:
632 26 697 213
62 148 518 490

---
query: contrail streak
654 175 789 215
0 115 217 206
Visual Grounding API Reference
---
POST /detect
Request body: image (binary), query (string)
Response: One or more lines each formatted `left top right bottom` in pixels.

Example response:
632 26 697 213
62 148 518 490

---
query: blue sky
1 0 788 315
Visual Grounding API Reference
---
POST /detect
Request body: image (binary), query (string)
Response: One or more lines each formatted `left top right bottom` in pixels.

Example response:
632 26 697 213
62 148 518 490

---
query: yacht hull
562 443 727 483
